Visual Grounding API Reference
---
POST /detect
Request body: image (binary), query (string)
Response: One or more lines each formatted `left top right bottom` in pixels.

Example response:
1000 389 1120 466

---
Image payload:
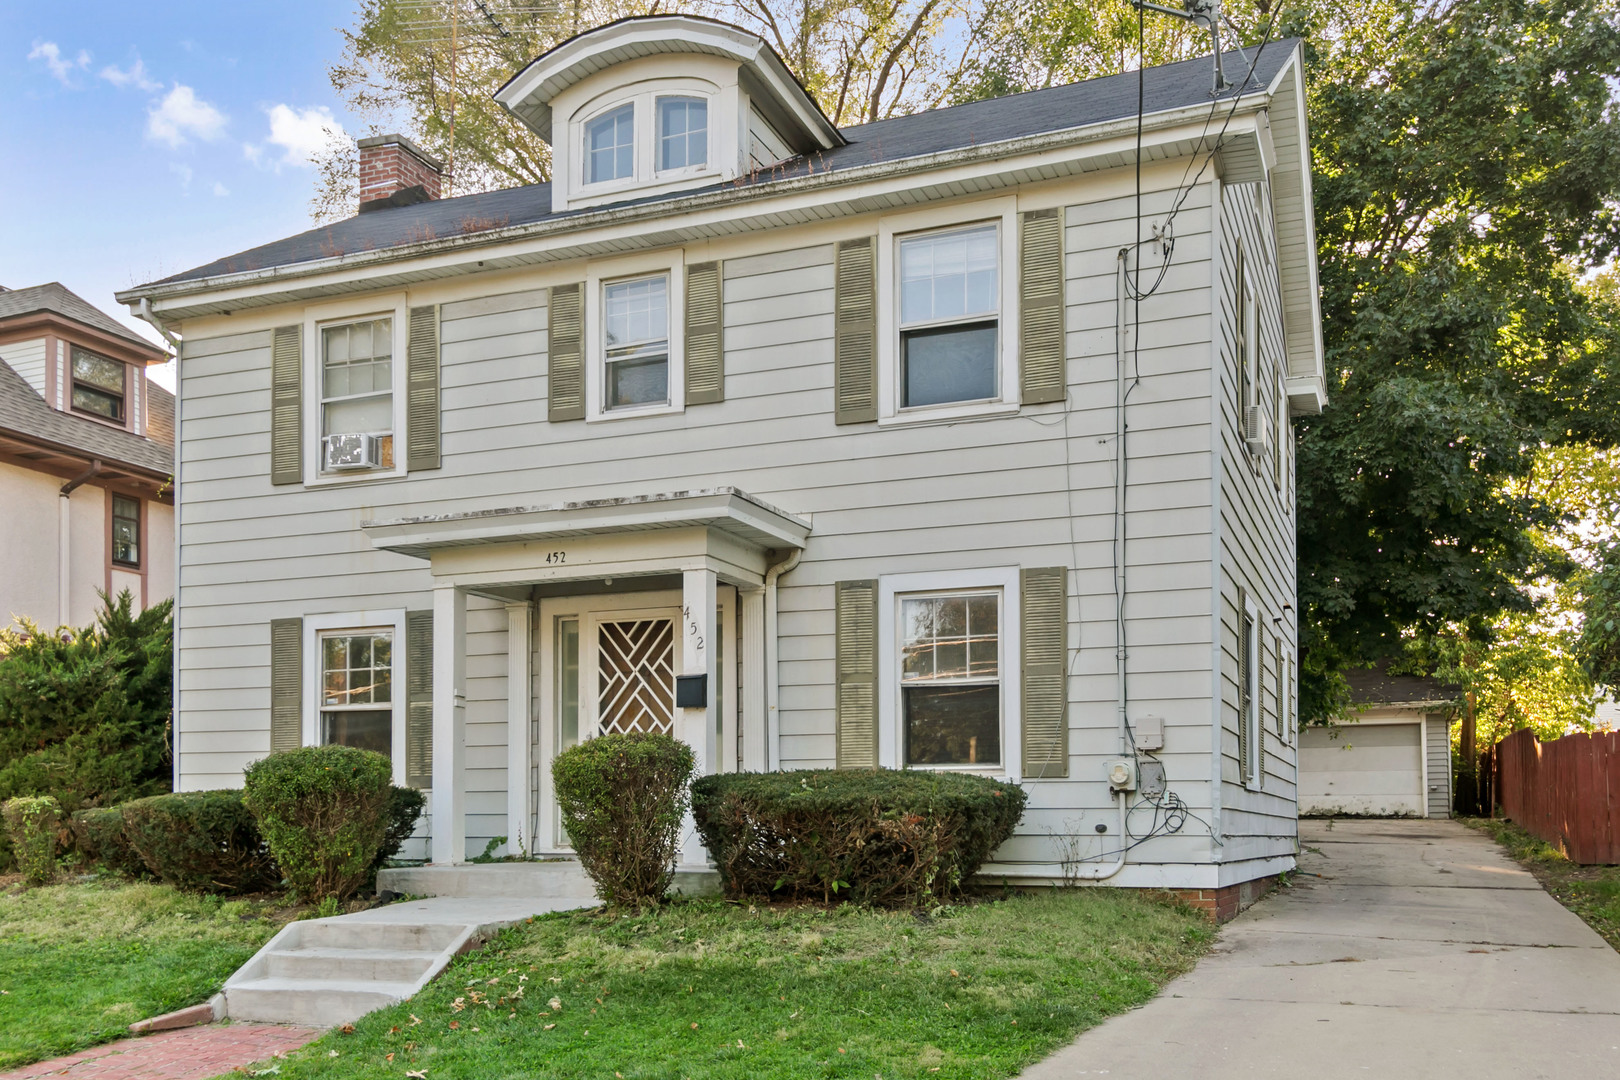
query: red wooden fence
1495 728 1620 865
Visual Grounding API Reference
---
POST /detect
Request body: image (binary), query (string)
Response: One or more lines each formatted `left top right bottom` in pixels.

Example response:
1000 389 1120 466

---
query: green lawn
1465 817 1620 952
0 878 284 1069
263 891 1214 1080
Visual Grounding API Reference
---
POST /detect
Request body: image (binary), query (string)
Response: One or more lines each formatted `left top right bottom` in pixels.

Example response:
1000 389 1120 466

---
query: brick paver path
0 1023 321 1080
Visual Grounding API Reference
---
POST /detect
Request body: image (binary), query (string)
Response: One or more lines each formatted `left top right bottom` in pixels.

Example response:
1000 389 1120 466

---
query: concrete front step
224 977 422 1028
377 859 721 899
265 945 443 983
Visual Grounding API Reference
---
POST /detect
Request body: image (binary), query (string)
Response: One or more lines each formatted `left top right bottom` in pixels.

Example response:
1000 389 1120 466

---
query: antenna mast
1130 0 1228 94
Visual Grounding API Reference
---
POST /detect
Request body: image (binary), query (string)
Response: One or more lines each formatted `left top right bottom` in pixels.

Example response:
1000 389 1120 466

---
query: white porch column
505 600 532 857
740 587 767 772
430 583 467 865
681 567 718 865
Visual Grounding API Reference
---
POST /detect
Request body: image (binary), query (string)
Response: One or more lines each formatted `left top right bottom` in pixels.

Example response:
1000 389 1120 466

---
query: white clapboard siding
1 338 49 397
171 164 1288 872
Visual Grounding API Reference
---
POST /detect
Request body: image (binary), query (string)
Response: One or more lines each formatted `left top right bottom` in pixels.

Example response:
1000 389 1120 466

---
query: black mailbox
675 673 708 708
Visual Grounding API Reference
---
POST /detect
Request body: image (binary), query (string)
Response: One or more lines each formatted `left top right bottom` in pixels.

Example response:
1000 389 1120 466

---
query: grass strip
1464 817 1620 952
0 879 282 1069
265 890 1213 1080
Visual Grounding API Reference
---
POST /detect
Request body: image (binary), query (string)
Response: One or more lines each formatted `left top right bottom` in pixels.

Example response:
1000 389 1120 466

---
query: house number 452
544 551 566 564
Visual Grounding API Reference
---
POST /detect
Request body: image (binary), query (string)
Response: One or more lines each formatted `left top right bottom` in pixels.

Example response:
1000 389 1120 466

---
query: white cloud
212 181 229 197
147 84 227 147
169 162 194 193
29 41 89 85
100 57 160 92
247 104 346 170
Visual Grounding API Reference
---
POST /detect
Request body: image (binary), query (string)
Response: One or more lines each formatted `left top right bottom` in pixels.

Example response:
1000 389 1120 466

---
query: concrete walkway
1022 819 1620 1080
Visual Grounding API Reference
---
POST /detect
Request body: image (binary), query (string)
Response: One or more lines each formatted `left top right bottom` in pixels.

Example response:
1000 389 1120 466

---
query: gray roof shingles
0 357 173 475
150 42 1297 288
1345 663 1459 707
0 282 163 353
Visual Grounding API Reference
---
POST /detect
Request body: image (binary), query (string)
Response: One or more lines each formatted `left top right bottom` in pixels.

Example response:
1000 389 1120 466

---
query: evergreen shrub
691 768 1027 906
1 795 61 886
121 790 277 894
372 786 427 880
552 733 695 907
68 806 148 878
242 745 395 902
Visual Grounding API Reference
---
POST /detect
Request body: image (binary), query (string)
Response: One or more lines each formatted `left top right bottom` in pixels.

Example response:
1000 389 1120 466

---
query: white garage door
1299 722 1424 817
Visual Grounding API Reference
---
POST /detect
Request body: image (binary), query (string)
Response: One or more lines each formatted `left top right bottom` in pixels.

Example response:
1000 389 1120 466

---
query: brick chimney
357 134 444 212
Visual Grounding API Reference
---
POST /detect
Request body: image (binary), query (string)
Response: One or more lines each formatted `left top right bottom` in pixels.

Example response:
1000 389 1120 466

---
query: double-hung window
898 225 1000 408
320 317 393 465
900 591 1001 767
602 274 670 409
657 96 707 172
71 347 126 422
111 495 140 567
586 104 635 185
320 630 393 757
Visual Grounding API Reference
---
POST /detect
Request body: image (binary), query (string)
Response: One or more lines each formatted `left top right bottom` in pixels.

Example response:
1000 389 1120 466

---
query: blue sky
2 2 376 389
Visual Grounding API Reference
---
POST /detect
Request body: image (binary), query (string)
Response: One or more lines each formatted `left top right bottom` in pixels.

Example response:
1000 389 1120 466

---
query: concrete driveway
1022 819 1620 1080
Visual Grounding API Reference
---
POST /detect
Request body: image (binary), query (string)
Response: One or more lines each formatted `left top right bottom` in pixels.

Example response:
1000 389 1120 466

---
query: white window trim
877 566 1023 783
301 609 408 786
877 197 1021 426
653 94 713 180
1242 594 1261 790
302 292 409 486
585 252 686 422
573 79 722 200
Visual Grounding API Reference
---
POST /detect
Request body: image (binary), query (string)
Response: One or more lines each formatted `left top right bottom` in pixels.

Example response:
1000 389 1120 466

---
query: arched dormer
495 15 844 212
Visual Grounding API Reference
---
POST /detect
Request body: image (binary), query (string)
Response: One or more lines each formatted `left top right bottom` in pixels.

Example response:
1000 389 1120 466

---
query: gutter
763 547 802 771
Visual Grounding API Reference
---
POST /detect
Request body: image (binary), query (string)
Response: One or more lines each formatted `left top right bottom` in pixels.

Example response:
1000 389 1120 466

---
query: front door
535 589 736 852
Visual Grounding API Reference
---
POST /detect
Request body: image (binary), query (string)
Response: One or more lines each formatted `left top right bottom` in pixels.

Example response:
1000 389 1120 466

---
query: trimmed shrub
2 795 61 886
122 790 277 894
371 785 427 878
242 745 395 902
552 733 695 907
68 806 148 878
691 769 1027 906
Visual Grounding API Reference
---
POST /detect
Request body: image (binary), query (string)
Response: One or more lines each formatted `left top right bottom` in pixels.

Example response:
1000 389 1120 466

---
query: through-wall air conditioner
323 433 382 471
1243 405 1270 455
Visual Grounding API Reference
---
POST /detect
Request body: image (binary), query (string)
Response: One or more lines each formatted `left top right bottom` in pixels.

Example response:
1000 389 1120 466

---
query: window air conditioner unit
323 433 381 470
1243 405 1269 455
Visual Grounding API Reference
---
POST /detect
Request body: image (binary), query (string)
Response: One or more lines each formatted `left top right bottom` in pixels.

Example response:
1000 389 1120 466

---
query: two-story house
0 282 174 629
118 16 1324 914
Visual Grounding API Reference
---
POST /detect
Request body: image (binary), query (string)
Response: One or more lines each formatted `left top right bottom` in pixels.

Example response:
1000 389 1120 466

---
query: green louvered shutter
406 609 434 789
685 261 724 404
270 617 302 754
270 326 302 485
834 579 878 767
1236 586 1251 784
1020 567 1068 778
834 237 877 424
1019 209 1066 404
406 305 441 470
548 283 585 422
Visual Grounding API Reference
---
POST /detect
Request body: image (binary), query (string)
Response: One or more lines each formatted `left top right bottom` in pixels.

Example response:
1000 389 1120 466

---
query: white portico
362 488 810 865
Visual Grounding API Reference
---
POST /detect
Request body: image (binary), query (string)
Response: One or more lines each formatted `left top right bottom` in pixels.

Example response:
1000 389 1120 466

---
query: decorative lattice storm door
595 617 677 735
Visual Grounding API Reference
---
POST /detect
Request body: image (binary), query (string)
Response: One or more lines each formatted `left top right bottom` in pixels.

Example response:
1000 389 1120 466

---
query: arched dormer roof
495 14 844 153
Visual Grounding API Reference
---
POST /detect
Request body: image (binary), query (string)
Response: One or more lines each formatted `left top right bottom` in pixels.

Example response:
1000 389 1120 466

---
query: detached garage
1300 667 1456 819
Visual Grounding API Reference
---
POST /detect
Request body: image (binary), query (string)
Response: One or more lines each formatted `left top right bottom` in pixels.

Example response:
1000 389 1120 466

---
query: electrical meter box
1105 758 1138 791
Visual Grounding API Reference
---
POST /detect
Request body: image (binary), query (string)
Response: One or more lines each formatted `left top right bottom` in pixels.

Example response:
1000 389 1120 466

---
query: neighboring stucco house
0 283 174 629
1300 665 1456 819
118 17 1324 911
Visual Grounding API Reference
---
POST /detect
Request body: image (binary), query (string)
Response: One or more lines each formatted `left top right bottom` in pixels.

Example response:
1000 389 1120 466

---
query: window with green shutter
1019 209 1065 404
834 238 877 424
406 609 434 789
834 579 878 767
1020 567 1068 778
269 617 303 754
269 326 302 485
685 261 724 404
548 283 585 421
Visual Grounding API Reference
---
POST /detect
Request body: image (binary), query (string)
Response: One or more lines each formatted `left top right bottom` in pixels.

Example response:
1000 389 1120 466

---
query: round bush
68 806 148 879
552 733 696 907
2 795 61 886
121 790 277 894
242 745 395 902
691 768 1028 906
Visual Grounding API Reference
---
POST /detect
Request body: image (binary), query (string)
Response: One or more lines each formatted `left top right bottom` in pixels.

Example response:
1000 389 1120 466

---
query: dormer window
586 104 635 185
71 347 127 423
657 96 707 172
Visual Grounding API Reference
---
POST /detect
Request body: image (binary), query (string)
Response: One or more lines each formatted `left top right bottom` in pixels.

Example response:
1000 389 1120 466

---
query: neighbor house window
586 104 635 185
898 225 999 408
321 317 393 450
657 96 707 171
71 348 126 422
111 495 140 567
900 591 1001 767
320 630 393 757
602 274 670 409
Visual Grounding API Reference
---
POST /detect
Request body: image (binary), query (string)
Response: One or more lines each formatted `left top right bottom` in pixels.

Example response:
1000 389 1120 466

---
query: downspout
1075 250 1134 881
58 461 103 629
763 547 803 772
134 297 182 791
